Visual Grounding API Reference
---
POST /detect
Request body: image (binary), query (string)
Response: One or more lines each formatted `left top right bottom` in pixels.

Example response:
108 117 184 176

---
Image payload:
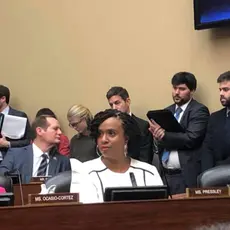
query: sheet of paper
1 114 27 139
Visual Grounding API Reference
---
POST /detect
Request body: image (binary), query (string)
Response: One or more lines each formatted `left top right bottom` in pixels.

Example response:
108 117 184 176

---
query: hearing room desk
1 197 230 230
13 183 41 205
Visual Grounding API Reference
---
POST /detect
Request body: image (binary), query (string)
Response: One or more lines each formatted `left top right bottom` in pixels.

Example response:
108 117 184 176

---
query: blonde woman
67 105 98 162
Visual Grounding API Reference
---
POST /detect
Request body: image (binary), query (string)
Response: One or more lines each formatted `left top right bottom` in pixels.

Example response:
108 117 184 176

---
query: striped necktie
0 112 4 127
174 107 183 121
37 154 48 176
162 107 183 163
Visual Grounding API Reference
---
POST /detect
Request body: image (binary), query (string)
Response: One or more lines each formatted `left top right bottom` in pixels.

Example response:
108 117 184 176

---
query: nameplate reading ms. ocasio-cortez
28 193 79 205
186 187 229 198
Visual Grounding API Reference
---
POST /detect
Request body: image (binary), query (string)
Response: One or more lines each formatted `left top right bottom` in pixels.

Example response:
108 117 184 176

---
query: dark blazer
70 134 98 162
1 107 31 158
201 108 230 171
128 114 153 164
159 99 210 187
0 144 71 183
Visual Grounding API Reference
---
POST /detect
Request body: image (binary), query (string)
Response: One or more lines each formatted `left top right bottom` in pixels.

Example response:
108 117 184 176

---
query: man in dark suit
0 115 71 183
106 86 153 163
149 72 209 194
201 71 230 171
0 85 31 160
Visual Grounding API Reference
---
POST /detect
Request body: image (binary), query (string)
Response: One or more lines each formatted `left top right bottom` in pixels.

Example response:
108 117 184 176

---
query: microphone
129 172 137 187
153 139 172 199
5 169 24 205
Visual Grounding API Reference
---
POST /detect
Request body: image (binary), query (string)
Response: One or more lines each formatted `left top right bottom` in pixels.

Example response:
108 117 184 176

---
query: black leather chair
45 171 71 193
0 175 13 192
197 165 230 187
0 175 14 206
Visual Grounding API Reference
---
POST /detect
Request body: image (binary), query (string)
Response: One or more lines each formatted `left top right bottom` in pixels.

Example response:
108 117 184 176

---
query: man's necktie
37 154 48 176
174 107 183 121
162 107 183 163
0 112 3 128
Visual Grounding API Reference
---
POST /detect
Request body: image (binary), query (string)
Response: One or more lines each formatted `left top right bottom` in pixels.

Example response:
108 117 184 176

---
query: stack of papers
1 114 27 139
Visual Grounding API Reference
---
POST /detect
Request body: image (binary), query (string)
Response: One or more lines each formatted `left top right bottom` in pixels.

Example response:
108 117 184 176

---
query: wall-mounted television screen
194 0 230 30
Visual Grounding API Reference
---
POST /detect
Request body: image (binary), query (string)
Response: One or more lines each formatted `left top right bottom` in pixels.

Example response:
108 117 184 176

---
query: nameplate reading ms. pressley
28 193 79 204
186 187 229 198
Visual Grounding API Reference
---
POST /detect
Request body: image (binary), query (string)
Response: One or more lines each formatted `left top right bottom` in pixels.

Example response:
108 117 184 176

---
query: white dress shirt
0 106 10 115
32 143 49 177
83 157 163 202
165 99 192 169
0 106 10 160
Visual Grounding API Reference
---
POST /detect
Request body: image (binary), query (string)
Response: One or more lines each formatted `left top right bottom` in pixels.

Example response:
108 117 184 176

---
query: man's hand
149 119 165 141
0 135 10 148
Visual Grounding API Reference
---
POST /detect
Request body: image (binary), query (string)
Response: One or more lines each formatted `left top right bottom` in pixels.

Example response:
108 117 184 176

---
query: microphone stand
16 169 24 205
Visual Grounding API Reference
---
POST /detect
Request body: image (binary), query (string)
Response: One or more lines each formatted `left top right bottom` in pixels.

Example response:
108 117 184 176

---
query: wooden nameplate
186 187 229 198
28 193 79 205
30 176 51 183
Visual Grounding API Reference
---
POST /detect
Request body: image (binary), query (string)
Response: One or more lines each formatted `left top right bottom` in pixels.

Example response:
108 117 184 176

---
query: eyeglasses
69 118 83 128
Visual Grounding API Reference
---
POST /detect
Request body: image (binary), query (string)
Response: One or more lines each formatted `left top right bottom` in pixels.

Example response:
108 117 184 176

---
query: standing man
149 72 209 194
0 85 31 160
202 71 230 171
0 115 71 183
106 86 153 164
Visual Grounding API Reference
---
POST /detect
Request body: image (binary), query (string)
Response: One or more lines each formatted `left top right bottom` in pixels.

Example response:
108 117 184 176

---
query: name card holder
30 176 51 183
186 187 230 198
28 193 79 205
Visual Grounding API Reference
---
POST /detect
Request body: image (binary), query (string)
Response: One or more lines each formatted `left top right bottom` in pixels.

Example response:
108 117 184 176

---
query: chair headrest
0 175 13 192
45 171 71 193
198 165 230 187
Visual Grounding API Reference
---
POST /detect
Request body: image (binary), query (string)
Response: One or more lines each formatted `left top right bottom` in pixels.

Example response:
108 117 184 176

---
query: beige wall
0 0 230 138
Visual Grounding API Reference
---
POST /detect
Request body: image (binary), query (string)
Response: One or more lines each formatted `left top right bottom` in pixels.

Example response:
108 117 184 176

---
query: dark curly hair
90 109 141 156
